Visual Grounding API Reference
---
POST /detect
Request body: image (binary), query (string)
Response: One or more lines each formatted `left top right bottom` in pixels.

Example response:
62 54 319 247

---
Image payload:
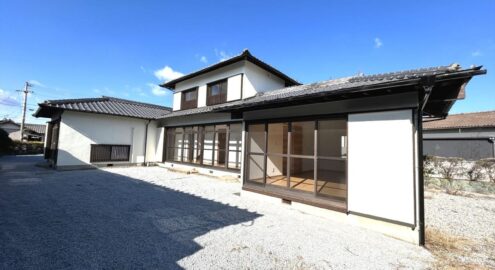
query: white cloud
153 66 183 82
215 49 232 61
0 89 20 107
374 37 383 48
471 50 482 57
148 83 168 96
28 80 45 87
200 56 208 64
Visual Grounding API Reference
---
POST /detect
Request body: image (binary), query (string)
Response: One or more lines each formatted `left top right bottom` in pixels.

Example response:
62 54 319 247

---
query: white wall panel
198 85 207 107
57 111 158 166
173 92 181 111
243 61 285 98
348 110 415 225
227 74 242 101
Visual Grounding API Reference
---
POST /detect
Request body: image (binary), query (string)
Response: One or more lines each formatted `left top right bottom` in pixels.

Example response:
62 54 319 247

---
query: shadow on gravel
0 156 261 269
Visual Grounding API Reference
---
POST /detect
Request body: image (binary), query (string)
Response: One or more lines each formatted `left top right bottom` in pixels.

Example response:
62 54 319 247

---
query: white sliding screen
347 110 415 225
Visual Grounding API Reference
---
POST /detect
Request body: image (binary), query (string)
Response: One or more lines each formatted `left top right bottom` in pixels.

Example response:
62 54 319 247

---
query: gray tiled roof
23 124 46 134
159 64 483 119
34 96 171 119
424 110 495 130
0 119 46 134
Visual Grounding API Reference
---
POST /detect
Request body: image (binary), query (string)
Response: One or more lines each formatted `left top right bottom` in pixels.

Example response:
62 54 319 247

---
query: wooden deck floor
266 172 346 201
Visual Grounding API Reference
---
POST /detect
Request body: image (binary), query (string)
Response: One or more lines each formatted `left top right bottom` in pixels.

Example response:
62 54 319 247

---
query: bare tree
465 160 483 182
479 159 495 183
432 157 464 194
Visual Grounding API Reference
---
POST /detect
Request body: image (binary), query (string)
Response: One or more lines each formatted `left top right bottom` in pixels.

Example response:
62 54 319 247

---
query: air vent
282 198 292 205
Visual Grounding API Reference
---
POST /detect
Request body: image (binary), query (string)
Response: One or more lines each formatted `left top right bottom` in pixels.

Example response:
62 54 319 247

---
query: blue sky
1 0 494 124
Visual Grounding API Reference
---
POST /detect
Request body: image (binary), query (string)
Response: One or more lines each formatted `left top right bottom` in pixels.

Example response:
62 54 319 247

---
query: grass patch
426 227 492 269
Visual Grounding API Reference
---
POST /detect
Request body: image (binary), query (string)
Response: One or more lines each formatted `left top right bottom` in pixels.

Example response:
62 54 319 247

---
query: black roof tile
159 64 485 119
161 49 300 90
34 96 171 119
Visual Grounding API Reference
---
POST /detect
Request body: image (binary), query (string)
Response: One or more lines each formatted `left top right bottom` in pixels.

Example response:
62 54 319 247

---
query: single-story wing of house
423 110 495 160
34 49 486 245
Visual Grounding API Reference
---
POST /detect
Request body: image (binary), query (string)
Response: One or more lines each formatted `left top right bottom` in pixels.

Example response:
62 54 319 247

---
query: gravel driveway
0 155 433 269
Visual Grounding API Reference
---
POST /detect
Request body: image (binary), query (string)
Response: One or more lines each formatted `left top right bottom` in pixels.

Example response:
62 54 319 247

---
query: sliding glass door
165 123 242 171
245 117 348 204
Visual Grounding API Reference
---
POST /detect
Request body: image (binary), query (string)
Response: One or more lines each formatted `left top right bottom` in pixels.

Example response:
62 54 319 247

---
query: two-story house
34 49 485 245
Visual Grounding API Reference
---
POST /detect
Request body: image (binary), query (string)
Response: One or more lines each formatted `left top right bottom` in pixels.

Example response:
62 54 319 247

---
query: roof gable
161 50 300 90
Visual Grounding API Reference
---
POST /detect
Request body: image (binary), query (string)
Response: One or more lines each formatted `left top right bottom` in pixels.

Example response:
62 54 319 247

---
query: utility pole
17 82 33 142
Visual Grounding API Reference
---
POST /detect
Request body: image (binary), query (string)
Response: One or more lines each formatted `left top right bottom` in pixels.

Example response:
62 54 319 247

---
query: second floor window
181 88 198 110
207 79 227 105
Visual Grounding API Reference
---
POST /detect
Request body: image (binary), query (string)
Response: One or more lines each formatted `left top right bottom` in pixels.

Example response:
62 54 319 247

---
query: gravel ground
113 167 433 270
1 155 434 269
425 190 495 267
4 156 493 269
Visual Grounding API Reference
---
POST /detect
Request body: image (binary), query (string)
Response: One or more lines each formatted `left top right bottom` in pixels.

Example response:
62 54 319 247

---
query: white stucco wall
57 111 161 167
171 60 287 110
242 61 285 98
175 61 245 92
227 74 243 101
347 109 415 225
198 85 207 107
173 92 182 111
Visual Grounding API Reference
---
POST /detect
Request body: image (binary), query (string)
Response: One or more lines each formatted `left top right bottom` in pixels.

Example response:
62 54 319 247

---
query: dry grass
426 227 493 270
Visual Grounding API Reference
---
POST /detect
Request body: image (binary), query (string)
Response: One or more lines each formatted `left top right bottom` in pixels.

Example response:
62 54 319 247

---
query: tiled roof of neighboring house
34 96 172 119
24 124 46 134
161 49 300 90
159 64 486 119
0 119 16 125
423 110 495 130
0 119 45 134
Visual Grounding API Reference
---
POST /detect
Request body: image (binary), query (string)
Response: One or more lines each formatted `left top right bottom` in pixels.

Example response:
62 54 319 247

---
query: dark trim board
242 185 347 213
165 161 241 173
163 120 242 129
424 137 495 141
347 211 416 229
417 90 426 246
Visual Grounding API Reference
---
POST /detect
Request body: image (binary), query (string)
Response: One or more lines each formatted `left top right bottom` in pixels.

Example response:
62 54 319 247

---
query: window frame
181 87 198 110
90 144 131 163
244 115 348 208
164 122 242 172
206 79 228 106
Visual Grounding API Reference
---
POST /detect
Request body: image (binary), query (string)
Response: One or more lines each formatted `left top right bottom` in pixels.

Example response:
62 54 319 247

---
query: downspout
418 76 435 246
490 137 495 158
143 119 151 166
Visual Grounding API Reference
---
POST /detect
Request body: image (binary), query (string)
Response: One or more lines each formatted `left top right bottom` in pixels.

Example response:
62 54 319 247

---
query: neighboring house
34 50 486 245
423 111 495 160
0 119 46 142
